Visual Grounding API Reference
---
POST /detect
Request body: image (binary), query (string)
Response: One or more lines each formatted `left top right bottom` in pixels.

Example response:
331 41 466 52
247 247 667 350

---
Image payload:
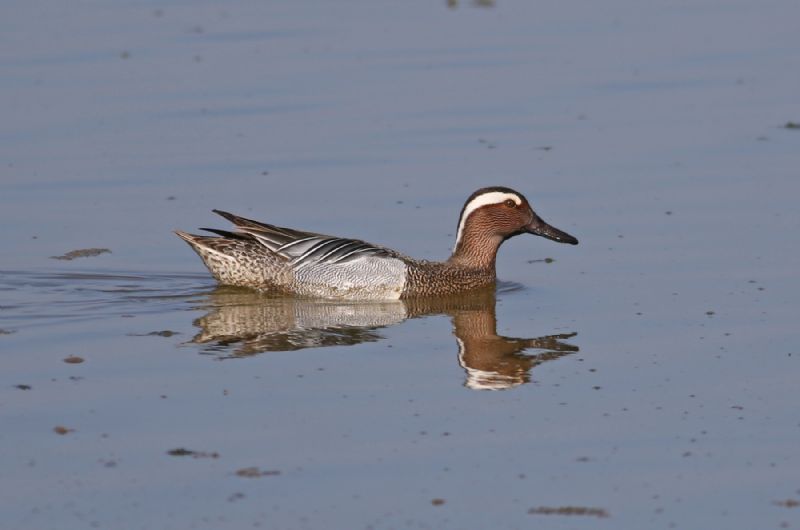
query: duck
175 186 578 299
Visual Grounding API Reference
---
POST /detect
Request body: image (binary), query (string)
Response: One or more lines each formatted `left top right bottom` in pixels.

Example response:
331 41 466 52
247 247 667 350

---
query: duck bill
525 214 579 245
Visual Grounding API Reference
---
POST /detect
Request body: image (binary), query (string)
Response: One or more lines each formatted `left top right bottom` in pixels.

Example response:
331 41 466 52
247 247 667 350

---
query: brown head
449 186 578 270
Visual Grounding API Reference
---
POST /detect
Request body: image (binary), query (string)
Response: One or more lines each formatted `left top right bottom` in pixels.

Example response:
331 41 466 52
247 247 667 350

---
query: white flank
454 191 521 250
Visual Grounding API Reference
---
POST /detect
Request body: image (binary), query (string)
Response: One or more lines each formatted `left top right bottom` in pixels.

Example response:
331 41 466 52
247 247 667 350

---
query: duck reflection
190 286 578 390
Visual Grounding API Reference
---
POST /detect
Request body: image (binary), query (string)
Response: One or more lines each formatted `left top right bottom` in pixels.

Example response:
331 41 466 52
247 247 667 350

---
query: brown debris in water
774 499 799 508
167 448 219 459
528 506 610 518
128 330 180 337
235 466 281 478
54 426 74 435
63 355 85 364
50 248 111 260
146 330 178 337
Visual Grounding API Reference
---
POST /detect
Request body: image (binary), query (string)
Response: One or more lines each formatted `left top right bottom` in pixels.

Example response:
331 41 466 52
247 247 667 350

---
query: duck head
450 186 578 269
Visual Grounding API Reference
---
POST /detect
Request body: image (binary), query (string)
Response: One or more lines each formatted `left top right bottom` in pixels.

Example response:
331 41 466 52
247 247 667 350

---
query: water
2 1 800 529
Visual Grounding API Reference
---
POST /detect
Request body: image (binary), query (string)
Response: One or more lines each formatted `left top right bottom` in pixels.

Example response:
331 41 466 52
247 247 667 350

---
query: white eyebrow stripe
453 192 521 251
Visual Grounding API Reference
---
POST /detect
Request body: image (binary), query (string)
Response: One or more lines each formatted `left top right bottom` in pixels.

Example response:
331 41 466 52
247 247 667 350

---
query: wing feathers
207 210 397 267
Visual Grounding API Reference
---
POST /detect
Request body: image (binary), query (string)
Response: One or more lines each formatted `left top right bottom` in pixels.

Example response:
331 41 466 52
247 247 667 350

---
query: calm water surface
2 1 799 529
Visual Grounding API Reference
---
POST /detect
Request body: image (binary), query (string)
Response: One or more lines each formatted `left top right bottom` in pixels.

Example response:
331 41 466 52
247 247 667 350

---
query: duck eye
504 199 516 208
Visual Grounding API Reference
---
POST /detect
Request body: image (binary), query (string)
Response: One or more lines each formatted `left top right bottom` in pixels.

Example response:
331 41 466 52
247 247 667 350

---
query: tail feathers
174 230 238 256
212 209 270 231
199 228 250 240
174 230 199 244
212 209 315 240
174 229 242 266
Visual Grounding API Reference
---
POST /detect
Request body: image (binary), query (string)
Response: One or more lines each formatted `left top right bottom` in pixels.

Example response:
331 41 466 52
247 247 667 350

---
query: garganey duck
176 186 578 299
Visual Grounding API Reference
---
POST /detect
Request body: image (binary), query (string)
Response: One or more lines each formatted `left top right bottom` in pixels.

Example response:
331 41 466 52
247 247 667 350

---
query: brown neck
448 233 503 271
